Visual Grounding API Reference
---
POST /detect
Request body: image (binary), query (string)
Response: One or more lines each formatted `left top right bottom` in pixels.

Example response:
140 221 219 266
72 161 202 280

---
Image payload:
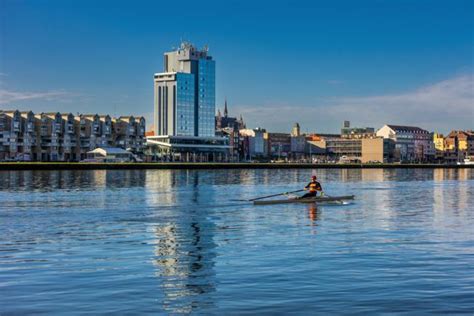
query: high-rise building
154 42 215 137
148 42 230 162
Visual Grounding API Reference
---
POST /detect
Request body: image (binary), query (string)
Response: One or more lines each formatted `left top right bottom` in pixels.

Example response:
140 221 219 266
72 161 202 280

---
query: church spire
224 98 228 117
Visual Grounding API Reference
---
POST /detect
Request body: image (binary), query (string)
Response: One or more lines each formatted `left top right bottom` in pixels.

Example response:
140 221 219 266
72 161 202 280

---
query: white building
376 124 434 162
240 128 266 160
86 147 133 162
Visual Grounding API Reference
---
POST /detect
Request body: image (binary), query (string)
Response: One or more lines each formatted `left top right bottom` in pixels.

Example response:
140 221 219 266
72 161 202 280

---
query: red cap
312 175 317 180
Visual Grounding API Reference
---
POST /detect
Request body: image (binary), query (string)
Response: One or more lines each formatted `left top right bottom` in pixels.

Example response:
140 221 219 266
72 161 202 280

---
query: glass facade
197 59 216 137
154 44 217 138
176 73 195 136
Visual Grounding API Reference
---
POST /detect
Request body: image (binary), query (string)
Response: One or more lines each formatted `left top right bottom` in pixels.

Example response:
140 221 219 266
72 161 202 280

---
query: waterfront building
289 123 306 161
433 133 445 152
215 99 245 131
307 133 394 163
0 109 145 161
326 138 362 162
61 113 78 161
0 110 22 160
376 124 434 162
113 116 146 154
154 41 215 136
215 100 246 161
290 135 306 156
360 138 395 163
98 115 114 148
291 123 301 137
264 132 291 159
20 111 37 161
86 147 134 163
148 41 230 161
341 121 375 139
35 112 64 161
444 130 474 163
239 128 267 161
433 133 446 161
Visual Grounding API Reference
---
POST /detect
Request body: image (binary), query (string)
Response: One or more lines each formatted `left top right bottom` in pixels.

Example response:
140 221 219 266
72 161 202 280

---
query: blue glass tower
154 42 216 137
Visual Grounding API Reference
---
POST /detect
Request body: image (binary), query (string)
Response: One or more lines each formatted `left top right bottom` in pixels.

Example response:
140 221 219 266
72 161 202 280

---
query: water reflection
0 170 148 192
150 173 217 314
153 222 216 313
0 168 473 314
307 203 320 224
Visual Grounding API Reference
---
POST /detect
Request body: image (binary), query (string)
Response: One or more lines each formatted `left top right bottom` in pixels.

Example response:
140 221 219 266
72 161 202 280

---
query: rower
300 175 323 199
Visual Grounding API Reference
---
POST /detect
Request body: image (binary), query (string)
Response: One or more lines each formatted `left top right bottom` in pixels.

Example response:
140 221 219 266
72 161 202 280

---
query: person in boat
300 175 323 199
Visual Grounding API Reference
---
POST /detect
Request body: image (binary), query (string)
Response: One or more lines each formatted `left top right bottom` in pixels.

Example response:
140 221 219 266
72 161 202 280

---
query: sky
0 0 473 133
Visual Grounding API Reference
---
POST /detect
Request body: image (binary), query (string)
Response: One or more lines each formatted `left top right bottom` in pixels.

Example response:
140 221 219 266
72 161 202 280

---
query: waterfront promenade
0 162 472 170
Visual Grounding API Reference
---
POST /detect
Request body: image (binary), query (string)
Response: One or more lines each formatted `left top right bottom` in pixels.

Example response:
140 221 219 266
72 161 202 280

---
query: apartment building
376 125 434 162
0 110 22 160
264 132 291 158
443 130 474 163
0 109 146 161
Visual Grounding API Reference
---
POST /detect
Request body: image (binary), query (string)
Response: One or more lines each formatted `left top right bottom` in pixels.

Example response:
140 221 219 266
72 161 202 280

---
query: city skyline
1 0 473 133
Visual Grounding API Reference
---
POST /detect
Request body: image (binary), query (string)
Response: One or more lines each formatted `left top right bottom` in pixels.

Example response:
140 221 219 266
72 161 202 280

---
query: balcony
26 123 35 132
92 125 101 135
65 124 74 134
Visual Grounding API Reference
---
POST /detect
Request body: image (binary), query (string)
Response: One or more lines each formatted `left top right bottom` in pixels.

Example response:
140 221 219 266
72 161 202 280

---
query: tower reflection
150 171 217 314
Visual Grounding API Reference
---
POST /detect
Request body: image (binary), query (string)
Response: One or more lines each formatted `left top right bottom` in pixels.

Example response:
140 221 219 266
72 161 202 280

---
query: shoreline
0 162 472 170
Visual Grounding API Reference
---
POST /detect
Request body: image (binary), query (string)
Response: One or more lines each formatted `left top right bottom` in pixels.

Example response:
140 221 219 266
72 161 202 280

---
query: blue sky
1 0 473 133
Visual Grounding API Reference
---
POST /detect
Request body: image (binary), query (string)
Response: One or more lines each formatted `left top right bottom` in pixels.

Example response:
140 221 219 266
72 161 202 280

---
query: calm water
0 169 473 314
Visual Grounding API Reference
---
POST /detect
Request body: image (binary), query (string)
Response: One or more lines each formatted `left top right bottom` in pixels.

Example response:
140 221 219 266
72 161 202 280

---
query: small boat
253 195 355 205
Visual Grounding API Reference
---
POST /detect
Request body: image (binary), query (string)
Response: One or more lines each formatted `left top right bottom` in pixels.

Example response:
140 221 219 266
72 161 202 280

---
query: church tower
224 98 228 118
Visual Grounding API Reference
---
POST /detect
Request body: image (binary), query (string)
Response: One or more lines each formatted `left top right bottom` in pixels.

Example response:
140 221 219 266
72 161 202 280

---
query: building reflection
361 168 384 182
433 168 471 218
145 170 175 205
149 172 217 314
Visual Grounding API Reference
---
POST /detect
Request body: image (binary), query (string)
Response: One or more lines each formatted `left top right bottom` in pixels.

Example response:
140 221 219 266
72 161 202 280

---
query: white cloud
237 75 474 133
0 88 72 103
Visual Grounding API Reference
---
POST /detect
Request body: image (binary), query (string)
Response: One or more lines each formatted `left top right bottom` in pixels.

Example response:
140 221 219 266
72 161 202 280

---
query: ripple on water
0 168 473 314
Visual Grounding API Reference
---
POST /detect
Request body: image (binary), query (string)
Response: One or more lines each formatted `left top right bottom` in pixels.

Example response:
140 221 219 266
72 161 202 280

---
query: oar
248 189 305 202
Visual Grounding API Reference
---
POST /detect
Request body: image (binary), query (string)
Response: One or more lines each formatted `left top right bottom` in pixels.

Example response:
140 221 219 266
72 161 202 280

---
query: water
0 168 473 314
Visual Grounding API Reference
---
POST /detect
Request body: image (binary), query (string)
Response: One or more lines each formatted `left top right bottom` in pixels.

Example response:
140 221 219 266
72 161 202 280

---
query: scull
253 195 355 205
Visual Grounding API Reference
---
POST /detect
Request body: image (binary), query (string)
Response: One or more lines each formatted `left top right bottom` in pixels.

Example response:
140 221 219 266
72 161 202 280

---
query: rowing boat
253 195 355 205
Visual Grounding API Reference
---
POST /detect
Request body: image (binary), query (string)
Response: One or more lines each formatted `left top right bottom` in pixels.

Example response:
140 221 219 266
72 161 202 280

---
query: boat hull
253 195 355 205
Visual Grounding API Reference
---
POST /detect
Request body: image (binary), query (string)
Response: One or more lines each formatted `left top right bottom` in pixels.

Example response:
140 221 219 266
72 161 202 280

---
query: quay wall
0 162 473 170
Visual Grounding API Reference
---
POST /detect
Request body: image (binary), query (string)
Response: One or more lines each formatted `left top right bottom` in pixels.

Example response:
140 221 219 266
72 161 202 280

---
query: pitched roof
387 125 428 133
87 147 131 155
447 130 474 138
